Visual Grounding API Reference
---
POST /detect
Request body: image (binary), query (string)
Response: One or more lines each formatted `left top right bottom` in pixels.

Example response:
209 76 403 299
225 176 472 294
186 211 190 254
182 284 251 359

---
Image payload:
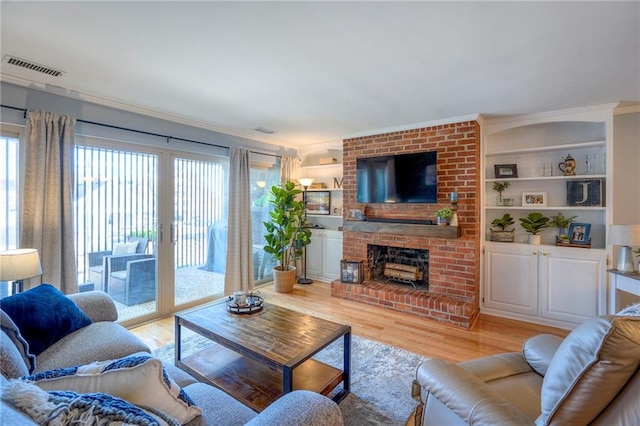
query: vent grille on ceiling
3 56 63 77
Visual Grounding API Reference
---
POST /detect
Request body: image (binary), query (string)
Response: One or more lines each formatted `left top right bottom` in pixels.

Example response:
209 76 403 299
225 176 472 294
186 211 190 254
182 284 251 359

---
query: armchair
87 237 149 291
413 315 640 425
109 257 156 306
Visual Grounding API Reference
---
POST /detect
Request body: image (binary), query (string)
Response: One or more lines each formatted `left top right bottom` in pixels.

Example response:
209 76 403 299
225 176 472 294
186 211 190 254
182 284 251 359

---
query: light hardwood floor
130 282 568 363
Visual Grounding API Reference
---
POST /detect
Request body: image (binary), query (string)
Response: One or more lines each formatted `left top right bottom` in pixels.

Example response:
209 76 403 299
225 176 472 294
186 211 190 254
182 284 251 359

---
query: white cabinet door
323 231 343 281
539 246 606 324
484 243 539 316
305 231 323 279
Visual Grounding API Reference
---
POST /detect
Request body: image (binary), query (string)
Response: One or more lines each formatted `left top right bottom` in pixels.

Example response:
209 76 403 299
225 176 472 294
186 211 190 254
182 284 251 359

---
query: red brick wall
339 121 481 327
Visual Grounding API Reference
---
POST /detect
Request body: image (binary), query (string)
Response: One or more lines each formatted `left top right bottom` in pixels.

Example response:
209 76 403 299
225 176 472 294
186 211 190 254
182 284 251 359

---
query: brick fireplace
332 121 481 328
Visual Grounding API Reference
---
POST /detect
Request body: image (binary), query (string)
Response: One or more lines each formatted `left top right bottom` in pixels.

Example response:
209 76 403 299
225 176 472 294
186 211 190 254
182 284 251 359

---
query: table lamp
0 248 43 293
608 225 640 273
297 177 315 284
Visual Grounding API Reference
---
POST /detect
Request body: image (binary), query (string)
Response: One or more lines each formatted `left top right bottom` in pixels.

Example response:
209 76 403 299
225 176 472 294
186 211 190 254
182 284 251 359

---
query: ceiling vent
3 55 64 77
254 127 277 134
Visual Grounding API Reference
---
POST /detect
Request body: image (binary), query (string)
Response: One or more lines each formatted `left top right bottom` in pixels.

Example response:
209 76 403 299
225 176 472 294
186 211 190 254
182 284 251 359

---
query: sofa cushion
35 321 150 373
522 334 564 376
0 309 35 373
0 284 91 355
24 354 201 425
538 315 640 426
2 379 179 425
1 331 29 378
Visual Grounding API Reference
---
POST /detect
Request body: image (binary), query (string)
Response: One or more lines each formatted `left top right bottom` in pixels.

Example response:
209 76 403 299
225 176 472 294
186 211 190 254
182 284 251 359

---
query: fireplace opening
367 244 429 290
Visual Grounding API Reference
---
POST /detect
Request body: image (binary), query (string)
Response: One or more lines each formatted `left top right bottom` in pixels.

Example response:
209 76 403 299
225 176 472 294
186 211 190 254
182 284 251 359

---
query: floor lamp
297 177 315 284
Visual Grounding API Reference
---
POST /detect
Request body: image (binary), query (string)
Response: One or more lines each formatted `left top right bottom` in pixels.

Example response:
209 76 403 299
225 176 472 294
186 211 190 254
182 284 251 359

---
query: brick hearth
333 121 481 328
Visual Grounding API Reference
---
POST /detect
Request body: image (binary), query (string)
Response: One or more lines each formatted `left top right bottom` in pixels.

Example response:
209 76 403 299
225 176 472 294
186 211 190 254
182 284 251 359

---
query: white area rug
153 332 428 425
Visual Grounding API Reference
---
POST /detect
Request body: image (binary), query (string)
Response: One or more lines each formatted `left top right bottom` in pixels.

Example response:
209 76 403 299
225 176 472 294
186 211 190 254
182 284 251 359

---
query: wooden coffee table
175 301 351 412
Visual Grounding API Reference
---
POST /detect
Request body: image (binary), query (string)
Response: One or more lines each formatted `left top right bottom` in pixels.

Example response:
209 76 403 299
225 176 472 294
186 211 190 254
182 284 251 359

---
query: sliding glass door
74 142 159 323
170 153 228 307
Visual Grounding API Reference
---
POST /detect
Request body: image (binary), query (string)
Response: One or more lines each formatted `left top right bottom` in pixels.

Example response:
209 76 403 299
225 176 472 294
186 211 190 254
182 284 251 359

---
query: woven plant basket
490 230 515 242
273 266 297 293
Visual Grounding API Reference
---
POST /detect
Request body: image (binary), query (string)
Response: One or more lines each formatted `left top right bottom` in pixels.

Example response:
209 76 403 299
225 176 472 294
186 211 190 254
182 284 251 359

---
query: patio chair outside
109 257 156 306
87 237 149 291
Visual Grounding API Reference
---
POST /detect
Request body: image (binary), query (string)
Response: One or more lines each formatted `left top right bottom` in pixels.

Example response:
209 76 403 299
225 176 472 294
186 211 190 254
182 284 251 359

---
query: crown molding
0 73 298 150
614 104 640 115
342 113 481 140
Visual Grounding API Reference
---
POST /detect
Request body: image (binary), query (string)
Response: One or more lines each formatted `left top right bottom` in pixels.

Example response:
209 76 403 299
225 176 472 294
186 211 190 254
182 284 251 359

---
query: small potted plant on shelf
549 212 577 243
633 248 640 272
492 181 511 206
263 181 312 293
490 213 515 242
519 212 550 245
434 207 454 226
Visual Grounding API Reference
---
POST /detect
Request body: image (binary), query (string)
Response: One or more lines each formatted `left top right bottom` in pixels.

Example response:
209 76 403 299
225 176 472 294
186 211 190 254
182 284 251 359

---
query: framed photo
305 191 330 215
566 179 604 207
522 192 547 207
568 223 591 244
494 164 518 178
341 259 364 284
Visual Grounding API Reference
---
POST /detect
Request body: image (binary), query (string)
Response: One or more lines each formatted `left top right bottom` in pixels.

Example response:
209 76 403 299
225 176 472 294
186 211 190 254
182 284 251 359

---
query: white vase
528 234 541 245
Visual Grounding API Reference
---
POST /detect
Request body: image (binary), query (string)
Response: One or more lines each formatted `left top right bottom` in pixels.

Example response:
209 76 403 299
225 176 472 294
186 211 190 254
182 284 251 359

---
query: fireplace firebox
367 244 429 290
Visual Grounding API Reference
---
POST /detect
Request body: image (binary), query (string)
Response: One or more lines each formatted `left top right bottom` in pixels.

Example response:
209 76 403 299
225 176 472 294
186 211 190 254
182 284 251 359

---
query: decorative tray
226 294 264 314
555 237 592 249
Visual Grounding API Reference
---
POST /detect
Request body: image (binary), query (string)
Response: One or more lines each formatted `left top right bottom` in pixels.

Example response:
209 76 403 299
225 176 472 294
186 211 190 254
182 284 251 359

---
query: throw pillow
617 303 640 316
1 379 179 426
23 354 202 425
113 241 139 255
0 309 36 373
0 284 92 356
538 315 640 426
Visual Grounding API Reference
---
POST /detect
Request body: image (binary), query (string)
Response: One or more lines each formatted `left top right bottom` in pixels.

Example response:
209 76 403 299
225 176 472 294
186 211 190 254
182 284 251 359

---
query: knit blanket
1 379 178 426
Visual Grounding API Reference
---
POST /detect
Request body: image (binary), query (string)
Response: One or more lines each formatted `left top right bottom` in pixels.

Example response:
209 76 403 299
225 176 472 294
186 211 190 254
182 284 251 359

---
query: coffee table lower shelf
178 344 344 412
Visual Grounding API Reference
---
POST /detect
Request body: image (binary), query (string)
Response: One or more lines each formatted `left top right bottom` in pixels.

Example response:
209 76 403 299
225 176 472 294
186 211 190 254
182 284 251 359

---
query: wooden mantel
343 221 461 239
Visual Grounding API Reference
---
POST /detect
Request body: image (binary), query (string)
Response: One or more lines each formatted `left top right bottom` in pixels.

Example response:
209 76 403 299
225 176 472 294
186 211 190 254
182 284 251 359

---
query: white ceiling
1 1 638 149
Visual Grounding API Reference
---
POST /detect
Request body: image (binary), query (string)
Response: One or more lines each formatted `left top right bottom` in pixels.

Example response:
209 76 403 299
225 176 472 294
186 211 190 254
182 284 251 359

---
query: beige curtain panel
279 156 299 184
224 147 254 295
21 110 78 294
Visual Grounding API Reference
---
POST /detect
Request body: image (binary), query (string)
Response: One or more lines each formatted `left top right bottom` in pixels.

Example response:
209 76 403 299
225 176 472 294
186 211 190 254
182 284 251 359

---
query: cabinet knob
542 252 549 256
532 251 538 255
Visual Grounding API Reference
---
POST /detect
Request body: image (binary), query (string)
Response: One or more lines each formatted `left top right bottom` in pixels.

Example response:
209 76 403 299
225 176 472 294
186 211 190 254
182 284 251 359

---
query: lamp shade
297 177 315 188
0 249 43 281
608 225 640 246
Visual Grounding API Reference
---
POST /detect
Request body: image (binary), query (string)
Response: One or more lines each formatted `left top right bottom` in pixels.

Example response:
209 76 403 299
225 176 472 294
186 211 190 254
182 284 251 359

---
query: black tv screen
356 151 437 203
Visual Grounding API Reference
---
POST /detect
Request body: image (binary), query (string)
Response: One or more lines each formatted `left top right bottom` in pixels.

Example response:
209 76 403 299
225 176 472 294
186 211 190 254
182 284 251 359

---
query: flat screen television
356 151 437 203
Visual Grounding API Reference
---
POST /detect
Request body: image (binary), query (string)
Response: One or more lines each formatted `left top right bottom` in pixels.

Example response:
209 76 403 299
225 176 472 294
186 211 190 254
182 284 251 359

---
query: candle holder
449 192 459 227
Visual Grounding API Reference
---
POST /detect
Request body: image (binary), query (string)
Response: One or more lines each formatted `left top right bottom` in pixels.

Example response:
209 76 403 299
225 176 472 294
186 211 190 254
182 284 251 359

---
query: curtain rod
1 104 282 159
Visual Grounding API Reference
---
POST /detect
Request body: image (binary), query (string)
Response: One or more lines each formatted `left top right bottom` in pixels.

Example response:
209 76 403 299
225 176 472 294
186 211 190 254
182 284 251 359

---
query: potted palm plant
263 181 312 292
549 212 577 242
519 212 550 245
490 213 515 242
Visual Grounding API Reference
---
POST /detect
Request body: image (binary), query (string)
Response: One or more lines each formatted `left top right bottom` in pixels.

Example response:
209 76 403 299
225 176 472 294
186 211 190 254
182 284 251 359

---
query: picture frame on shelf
522 192 547 207
305 191 330 215
566 179 605 207
340 259 364 284
494 164 518 178
568 223 591 244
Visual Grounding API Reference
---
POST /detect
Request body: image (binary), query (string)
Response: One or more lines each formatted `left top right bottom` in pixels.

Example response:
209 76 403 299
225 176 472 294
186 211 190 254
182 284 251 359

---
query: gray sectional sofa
1 290 343 425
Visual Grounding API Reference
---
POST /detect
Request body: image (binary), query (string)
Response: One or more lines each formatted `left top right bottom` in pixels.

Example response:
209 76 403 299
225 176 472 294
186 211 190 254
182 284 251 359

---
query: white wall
613 112 640 224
